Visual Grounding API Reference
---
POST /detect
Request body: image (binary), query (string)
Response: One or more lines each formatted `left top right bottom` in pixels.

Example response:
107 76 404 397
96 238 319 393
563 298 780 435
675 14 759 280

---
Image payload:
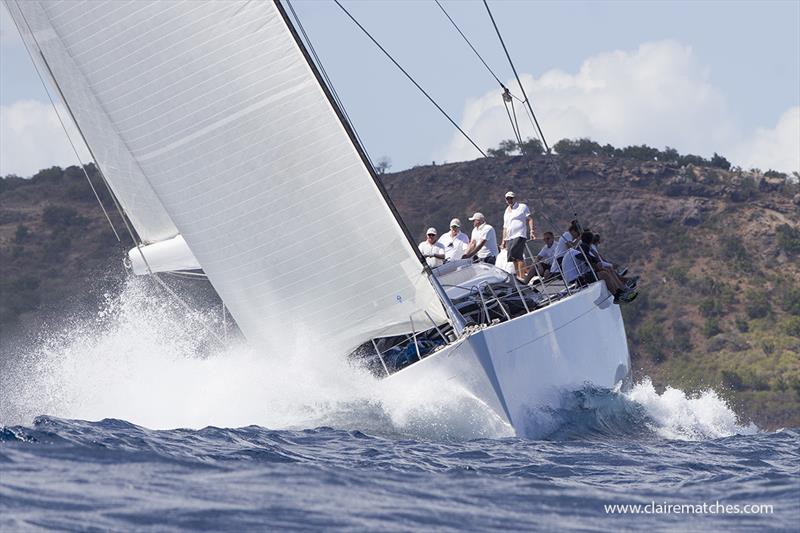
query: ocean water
1 279 798 531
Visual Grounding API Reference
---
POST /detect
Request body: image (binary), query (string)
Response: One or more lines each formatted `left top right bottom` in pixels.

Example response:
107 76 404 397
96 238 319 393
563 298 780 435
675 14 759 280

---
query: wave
0 277 758 442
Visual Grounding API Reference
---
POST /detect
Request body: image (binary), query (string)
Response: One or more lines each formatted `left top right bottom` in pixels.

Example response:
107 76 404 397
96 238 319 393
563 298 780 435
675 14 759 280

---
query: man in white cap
418 227 445 268
463 212 499 264
501 191 535 278
437 218 470 261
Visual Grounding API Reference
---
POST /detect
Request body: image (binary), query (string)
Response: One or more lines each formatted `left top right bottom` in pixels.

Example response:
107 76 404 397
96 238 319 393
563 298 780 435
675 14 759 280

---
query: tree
487 139 519 157
710 152 731 170
375 157 392 175
553 138 601 155
519 137 544 156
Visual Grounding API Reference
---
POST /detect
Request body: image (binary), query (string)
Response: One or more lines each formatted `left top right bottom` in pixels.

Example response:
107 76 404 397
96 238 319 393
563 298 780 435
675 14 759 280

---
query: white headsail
7 0 449 354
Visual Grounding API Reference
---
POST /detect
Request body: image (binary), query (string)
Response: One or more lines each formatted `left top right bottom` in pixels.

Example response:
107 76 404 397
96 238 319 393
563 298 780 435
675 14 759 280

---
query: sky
1 0 798 178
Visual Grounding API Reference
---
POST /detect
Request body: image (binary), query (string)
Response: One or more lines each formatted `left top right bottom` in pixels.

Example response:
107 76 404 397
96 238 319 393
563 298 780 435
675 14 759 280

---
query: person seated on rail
590 231 635 284
552 222 580 270
463 212 499 265
419 227 445 268
437 218 470 262
521 231 556 285
574 231 637 303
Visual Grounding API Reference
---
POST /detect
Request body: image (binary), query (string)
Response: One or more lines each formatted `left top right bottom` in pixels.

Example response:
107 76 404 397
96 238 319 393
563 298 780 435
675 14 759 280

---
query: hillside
1 156 799 429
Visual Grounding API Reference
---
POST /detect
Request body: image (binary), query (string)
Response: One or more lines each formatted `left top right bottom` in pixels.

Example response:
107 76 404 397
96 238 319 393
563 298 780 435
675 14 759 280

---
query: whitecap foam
625 378 759 440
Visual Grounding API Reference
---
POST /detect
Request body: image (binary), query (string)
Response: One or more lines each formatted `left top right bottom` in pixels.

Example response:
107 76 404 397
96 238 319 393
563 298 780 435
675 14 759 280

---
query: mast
274 0 467 334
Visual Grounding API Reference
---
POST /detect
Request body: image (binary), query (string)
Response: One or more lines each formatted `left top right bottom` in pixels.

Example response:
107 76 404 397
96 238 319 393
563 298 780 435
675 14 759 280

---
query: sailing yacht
6 0 630 435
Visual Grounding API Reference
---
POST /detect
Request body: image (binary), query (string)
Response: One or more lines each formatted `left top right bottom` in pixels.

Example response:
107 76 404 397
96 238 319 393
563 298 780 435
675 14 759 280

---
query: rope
10 6 121 242
286 0 375 168
333 0 487 158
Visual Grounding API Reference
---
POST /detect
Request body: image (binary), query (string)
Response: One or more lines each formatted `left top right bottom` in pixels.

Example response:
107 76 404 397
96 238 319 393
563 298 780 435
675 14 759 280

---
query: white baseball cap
468 212 485 221
505 191 516 198
449 218 461 228
426 227 437 235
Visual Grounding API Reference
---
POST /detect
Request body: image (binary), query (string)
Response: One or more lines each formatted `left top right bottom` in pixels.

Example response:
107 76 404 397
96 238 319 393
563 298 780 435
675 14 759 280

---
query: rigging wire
333 0 487 158
285 0 375 168
482 0 548 152
434 0 542 153
433 0 505 90
482 0 580 222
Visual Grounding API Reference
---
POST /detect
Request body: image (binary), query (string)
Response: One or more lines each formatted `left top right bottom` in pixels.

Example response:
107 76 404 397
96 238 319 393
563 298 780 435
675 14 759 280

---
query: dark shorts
507 237 527 261
473 255 496 265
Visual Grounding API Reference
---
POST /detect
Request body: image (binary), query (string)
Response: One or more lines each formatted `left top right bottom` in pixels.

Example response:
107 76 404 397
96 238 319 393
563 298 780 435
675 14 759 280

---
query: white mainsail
7 0 449 354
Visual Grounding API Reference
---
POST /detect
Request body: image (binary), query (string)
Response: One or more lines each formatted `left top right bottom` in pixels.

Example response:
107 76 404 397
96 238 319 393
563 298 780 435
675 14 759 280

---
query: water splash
0 277 757 442
625 378 759 440
0 277 511 440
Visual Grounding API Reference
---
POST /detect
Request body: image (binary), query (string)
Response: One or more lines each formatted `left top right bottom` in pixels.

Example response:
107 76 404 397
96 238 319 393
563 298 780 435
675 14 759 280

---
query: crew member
463 212 498 264
419 227 445 268
437 218 470 261
501 191 535 278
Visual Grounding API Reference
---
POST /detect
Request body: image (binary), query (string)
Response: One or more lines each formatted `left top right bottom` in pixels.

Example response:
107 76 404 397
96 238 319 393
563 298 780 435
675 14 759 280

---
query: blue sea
1 280 798 531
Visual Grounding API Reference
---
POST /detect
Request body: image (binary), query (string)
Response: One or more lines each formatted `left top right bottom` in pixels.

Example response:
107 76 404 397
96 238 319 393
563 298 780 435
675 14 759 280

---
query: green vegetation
777 224 800 254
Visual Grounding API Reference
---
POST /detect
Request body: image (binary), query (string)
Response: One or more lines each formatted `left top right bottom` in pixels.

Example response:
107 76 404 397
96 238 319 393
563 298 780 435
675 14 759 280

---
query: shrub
519 137 544 155
620 144 660 161
785 317 800 337
719 235 748 265
744 289 771 319
699 298 723 318
776 224 800 254
672 320 692 352
735 316 749 333
42 205 87 228
710 152 731 170
636 320 667 363
721 370 745 391
781 287 800 316
666 265 688 284
553 138 601 156
703 317 722 337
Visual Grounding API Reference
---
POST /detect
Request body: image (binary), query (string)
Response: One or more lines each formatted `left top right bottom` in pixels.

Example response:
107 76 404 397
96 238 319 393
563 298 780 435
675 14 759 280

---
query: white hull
387 281 631 436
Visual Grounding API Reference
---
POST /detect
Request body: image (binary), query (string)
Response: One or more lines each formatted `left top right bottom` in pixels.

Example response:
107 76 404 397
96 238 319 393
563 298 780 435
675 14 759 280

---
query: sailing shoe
620 290 638 303
617 267 629 277
625 276 640 289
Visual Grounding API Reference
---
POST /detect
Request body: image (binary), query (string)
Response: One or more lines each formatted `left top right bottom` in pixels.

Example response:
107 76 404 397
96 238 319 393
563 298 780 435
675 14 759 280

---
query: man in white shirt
501 191 535 278
553 222 580 269
437 218 470 262
561 247 591 284
535 231 556 276
418 227 445 268
463 212 499 264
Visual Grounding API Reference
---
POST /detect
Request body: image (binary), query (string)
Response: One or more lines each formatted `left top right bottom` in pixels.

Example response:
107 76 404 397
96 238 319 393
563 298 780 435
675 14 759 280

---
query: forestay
7 0 448 354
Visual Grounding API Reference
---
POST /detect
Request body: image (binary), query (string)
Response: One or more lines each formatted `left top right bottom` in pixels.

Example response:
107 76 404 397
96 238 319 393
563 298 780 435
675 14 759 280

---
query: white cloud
438 40 799 174
729 106 800 173
0 99 90 177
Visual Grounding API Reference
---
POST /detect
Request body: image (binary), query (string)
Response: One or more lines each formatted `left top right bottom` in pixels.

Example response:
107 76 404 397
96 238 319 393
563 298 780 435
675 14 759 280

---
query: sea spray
0 276 757 441
0 277 511 439
625 378 759 440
